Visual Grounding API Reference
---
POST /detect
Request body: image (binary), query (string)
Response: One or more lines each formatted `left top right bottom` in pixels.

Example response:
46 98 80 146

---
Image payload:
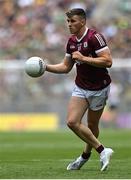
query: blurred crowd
0 0 131 61
0 0 131 128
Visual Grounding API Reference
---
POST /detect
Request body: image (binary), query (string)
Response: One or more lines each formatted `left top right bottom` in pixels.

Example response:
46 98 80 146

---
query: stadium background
0 0 131 131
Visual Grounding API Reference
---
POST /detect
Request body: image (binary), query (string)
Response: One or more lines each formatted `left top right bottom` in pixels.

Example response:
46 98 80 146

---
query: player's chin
69 29 75 34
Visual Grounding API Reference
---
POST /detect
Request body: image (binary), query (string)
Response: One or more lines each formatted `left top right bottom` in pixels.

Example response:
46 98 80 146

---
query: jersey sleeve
89 33 109 54
65 40 71 58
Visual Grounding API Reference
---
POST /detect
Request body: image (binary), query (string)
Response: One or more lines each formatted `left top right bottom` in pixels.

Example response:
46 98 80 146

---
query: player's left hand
72 51 84 62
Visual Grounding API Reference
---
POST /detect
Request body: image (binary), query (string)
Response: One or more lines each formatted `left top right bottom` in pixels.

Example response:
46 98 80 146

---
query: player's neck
76 26 87 40
76 26 87 39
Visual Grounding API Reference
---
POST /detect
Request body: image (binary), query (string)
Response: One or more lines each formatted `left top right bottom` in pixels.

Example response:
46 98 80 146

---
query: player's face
66 15 85 35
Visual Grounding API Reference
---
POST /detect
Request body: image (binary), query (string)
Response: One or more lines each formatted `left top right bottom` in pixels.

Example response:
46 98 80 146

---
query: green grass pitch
0 129 131 179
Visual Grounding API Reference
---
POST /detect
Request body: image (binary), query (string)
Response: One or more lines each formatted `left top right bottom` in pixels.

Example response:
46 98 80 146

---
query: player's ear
81 19 86 26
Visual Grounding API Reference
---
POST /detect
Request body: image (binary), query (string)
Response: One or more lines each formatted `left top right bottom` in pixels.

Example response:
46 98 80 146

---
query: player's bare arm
46 56 74 74
72 49 112 68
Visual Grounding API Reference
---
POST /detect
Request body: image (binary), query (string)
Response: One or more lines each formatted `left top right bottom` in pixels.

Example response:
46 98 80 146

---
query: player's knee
67 118 79 129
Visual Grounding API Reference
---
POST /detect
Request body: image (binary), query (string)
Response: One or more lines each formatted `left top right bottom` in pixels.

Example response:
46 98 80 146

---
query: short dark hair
66 8 86 20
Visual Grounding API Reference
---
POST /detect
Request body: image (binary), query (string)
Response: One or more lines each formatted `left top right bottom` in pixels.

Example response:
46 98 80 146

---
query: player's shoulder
88 28 107 46
68 35 77 43
88 28 104 39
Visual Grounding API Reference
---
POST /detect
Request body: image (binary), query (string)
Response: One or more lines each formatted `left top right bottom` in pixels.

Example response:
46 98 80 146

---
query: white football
25 56 46 77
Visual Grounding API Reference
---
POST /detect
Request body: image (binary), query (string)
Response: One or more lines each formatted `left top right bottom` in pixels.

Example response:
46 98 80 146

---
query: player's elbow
107 61 112 68
63 65 72 74
106 57 112 68
64 69 71 74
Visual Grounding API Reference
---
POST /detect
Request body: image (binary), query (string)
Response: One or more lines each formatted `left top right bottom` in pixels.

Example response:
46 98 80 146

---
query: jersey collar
76 27 88 42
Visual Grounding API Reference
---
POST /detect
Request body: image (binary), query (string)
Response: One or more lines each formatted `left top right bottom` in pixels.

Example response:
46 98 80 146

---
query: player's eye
67 20 71 24
67 19 76 23
71 19 76 23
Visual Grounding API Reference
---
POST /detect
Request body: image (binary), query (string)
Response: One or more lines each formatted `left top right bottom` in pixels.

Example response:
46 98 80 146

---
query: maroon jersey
66 28 111 90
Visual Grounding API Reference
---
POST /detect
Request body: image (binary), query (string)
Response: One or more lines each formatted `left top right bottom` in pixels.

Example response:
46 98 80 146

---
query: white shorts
72 84 110 111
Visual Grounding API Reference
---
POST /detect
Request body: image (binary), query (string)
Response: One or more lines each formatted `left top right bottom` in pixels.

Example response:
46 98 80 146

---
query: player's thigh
87 108 104 127
67 96 88 124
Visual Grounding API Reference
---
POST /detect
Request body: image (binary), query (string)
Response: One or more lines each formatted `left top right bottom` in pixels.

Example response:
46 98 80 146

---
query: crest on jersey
77 43 82 51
